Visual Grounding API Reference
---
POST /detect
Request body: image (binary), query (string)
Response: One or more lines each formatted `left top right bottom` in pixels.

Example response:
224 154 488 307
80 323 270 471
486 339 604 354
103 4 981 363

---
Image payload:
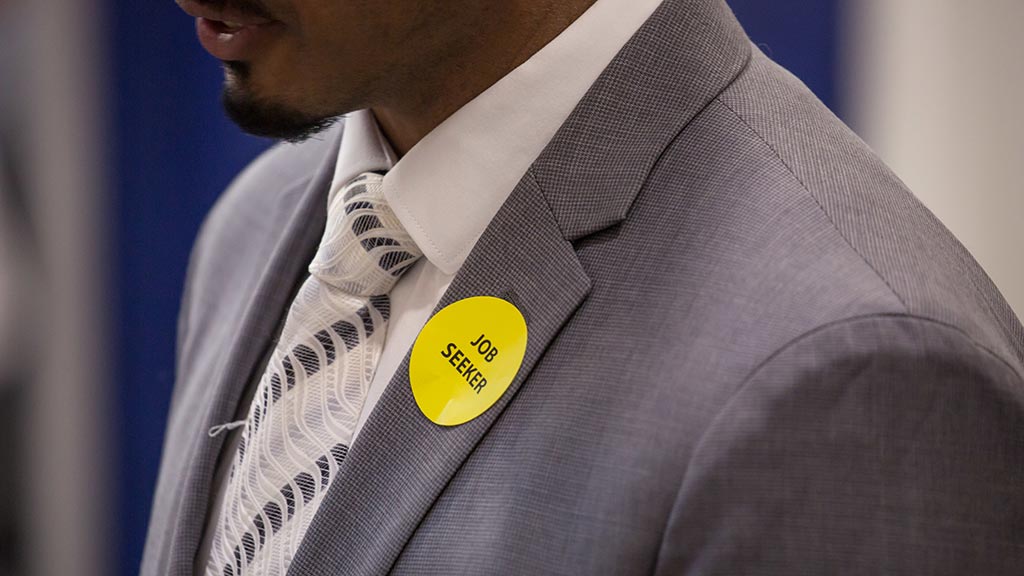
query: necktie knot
309 172 422 296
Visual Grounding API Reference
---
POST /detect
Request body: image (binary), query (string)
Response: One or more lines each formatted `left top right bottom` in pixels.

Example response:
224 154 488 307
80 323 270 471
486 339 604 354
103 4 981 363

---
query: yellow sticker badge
410 296 528 426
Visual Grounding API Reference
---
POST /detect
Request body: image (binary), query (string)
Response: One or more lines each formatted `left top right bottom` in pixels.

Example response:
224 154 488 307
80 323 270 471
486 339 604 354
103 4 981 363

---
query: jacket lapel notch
531 0 752 242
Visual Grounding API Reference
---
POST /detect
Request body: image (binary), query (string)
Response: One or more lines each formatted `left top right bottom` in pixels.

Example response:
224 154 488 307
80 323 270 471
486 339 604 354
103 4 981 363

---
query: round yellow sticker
410 296 528 426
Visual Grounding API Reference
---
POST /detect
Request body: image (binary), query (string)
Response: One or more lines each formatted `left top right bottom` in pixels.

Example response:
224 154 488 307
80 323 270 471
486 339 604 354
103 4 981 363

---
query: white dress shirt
198 0 662 569
337 0 664 443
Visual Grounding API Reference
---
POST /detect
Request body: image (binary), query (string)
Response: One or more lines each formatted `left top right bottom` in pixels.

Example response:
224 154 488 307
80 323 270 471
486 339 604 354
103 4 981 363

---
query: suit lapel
289 173 592 575
165 134 339 575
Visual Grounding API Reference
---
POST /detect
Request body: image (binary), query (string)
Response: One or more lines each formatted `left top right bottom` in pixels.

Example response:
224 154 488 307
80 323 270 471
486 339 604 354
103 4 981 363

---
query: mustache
194 0 275 21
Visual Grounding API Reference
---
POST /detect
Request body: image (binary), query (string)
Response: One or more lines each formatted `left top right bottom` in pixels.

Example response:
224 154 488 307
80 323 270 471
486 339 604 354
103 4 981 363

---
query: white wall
15 0 111 574
846 0 1024 317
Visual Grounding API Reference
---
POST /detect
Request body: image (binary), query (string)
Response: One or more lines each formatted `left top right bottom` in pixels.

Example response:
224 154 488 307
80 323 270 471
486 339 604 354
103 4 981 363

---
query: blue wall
729 0 842 113
110 1 840 574
111 3 271 574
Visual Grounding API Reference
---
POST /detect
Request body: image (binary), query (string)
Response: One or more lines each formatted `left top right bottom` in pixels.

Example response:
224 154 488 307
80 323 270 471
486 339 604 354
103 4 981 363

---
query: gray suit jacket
142 0 1024 573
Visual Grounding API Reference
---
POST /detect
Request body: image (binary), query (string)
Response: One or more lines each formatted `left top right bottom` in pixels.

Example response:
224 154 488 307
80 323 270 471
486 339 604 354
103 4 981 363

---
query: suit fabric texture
142 0 1024 574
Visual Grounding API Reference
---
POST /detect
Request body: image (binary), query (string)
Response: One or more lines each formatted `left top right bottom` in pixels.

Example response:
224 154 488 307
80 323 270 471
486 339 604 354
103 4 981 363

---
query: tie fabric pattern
206 172 422 576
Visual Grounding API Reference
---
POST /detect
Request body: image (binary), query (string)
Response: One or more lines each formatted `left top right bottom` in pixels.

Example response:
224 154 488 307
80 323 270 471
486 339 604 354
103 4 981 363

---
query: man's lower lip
195 17 282 62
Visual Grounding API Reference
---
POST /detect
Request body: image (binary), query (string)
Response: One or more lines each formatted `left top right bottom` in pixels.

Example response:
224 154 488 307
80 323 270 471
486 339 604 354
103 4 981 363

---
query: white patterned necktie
206 172 422 576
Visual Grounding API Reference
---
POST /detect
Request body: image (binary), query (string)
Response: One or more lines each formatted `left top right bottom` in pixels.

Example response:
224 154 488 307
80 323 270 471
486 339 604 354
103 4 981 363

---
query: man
145 0 1024 573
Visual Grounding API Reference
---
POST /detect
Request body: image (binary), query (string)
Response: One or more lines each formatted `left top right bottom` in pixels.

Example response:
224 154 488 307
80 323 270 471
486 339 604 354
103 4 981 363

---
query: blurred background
0 0 1020 574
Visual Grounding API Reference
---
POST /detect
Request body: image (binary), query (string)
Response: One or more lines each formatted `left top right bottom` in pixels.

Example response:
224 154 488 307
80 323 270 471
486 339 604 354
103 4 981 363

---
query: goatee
221 62 337 143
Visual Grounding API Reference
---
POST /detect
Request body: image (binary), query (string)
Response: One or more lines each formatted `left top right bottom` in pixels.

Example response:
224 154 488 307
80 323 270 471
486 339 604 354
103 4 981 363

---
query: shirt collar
332 0 663 274
328 109 398 207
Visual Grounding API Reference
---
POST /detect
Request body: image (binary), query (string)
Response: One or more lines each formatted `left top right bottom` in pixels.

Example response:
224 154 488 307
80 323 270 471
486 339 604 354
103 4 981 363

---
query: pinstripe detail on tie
206 172 421 576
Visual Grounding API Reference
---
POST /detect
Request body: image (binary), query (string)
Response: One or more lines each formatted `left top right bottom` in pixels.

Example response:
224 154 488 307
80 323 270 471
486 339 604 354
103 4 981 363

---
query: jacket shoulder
711 49 1024 370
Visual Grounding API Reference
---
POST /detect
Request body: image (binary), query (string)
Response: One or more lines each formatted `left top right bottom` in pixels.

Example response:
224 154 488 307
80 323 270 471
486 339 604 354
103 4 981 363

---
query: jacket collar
377 0 665 274
532 0 751 241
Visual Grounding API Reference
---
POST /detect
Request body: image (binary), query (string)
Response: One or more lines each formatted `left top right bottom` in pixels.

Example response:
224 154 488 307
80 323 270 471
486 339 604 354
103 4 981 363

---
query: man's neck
371 0 598 157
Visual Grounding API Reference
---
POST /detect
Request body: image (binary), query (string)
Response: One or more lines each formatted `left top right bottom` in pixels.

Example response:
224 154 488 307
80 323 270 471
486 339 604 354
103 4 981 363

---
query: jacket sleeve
654 314 1024 575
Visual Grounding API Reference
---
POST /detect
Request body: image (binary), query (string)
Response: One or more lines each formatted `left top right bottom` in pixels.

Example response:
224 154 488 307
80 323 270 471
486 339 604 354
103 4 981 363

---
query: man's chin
221 66 338 143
